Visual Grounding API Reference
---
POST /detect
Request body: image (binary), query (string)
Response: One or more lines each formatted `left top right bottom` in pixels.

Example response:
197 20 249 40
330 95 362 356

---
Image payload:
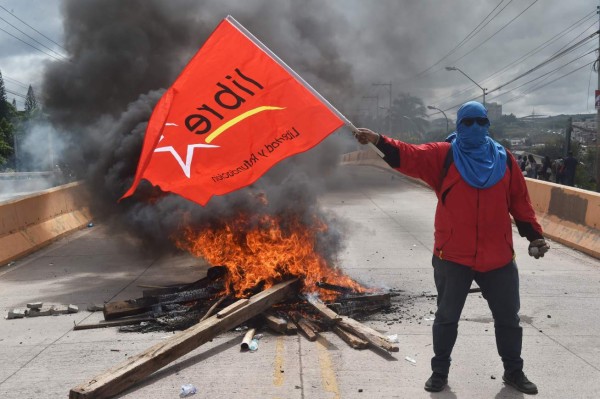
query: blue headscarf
446 101 507 189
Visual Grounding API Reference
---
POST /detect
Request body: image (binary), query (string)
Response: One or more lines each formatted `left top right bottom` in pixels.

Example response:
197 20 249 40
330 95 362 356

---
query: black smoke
41 0 366 260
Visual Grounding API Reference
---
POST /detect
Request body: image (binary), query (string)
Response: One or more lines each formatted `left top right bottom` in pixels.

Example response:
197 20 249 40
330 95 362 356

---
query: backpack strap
438 147 454 191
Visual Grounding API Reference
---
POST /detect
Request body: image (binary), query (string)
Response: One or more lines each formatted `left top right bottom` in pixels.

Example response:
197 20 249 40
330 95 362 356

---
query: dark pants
431 256 523 376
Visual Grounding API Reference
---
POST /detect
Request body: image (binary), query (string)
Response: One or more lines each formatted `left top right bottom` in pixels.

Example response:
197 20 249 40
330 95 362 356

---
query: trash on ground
179 383 197 397
404 356 417 365
248 338 259 352
387 334 399 343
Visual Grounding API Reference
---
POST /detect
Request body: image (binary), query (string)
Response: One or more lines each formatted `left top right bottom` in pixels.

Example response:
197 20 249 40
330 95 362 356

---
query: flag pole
226 16 384 158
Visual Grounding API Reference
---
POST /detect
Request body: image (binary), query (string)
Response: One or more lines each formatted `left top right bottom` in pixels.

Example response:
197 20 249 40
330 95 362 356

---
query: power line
488 30 598 94
0 15 68 60
437 47 597 115
432 12 598 109
3 74 28 89
448 0 540 66
489 45 598 101
502 60 595 105
6 88 26 99
0 5 67 53
415 0 511 78
0 25 67 62
483 14 597 87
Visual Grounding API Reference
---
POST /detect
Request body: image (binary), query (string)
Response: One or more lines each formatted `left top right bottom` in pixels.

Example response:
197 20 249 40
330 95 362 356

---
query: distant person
554 158 565 184
519 154 527 173
563 151 578 186
525 154 538 179
539 156 552 181
354 101 548 395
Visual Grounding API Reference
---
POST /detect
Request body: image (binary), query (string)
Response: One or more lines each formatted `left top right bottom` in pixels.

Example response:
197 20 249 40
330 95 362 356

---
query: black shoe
424 372 448 392
503 370 538 394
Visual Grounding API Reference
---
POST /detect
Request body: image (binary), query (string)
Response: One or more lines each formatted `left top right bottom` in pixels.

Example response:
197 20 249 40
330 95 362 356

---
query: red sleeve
507 152 544 240
378 135 449 192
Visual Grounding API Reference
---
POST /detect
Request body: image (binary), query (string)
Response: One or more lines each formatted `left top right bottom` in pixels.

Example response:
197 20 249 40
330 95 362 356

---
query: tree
25 85 38 114
0 118 13 166
390 92 429 142
0 70 10 120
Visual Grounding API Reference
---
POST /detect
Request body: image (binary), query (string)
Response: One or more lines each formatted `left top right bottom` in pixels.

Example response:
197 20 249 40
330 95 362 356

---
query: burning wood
316 280 356 294
69 279 299 399
71 204 400 397
173 211 367 301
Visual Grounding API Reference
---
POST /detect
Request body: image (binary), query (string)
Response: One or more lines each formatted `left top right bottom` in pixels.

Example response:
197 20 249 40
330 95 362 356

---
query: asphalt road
0 165 599 399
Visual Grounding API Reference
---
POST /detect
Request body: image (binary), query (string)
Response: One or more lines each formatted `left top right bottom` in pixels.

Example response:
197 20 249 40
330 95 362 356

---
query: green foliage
575 146 597 190
0 70 11 121
390 93 428 142
0 118 14 166
25 85 39 114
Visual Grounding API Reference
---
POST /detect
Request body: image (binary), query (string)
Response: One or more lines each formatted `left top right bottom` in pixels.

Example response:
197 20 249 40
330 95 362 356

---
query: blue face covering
448 101 507 189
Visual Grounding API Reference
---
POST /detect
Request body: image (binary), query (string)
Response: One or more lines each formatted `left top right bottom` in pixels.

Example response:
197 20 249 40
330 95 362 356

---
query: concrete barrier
0 181 92 266
525 179 600 259
342 150 600 259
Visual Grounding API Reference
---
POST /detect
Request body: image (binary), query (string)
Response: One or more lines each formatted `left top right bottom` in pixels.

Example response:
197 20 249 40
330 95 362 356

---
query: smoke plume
41 0 391 259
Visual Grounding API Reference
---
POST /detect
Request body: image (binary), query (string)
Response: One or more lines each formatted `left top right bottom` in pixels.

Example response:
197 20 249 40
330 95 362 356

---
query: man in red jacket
355 101 549 395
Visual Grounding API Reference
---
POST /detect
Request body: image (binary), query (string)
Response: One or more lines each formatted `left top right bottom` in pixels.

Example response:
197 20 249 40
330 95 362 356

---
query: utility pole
596 2 600 192
445 66 487 107
427 105 450 135
362 95 379 130
566 117 572 156
373 82 392 134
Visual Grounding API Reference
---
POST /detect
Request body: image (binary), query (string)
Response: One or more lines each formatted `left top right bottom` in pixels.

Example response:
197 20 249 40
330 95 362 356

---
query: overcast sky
0 0 598 119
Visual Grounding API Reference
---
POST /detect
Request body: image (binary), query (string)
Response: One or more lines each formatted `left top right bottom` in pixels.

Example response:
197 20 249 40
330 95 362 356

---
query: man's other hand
354 128 380 145
528 239 549 259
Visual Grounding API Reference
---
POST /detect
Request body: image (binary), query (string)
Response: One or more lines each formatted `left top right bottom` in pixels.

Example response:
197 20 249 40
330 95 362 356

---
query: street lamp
445 66 487 107
427 105 449 134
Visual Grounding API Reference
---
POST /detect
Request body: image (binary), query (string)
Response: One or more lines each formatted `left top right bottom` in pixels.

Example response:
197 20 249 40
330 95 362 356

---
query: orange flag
121 16 346 206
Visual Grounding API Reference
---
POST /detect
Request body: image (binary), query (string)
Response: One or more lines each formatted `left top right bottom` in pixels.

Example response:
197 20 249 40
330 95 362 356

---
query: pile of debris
6 302 79 319
74 266 394 338
69 267 399 399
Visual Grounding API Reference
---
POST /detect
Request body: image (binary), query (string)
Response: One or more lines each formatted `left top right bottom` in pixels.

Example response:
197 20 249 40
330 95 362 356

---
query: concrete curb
0 181 92 266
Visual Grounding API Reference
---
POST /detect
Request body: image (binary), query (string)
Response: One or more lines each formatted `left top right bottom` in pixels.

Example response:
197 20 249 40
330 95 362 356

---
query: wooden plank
286 321 298 335
104 284 222 320
69 279 298 399
216 298 249 318
332 325 368 349
294 318 318 341
290 311 318 342
306 297 342 322
262 312 287 334
73 317 154 331
337 316 398 352
199 296 228 322
103 297 157 320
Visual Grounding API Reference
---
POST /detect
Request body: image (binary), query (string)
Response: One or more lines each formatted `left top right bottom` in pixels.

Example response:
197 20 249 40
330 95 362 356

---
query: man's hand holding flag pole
121 15 383 206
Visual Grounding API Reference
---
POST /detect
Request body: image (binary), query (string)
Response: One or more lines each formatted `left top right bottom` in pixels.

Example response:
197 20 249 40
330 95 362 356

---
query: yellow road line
273 336 285 387
317 336 340 399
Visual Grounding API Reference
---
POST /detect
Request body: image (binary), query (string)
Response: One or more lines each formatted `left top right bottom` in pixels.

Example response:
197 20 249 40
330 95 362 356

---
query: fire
174 212 366 300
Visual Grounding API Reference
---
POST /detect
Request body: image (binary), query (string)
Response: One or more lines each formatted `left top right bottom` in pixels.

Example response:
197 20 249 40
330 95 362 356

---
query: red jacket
377 136 543 272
